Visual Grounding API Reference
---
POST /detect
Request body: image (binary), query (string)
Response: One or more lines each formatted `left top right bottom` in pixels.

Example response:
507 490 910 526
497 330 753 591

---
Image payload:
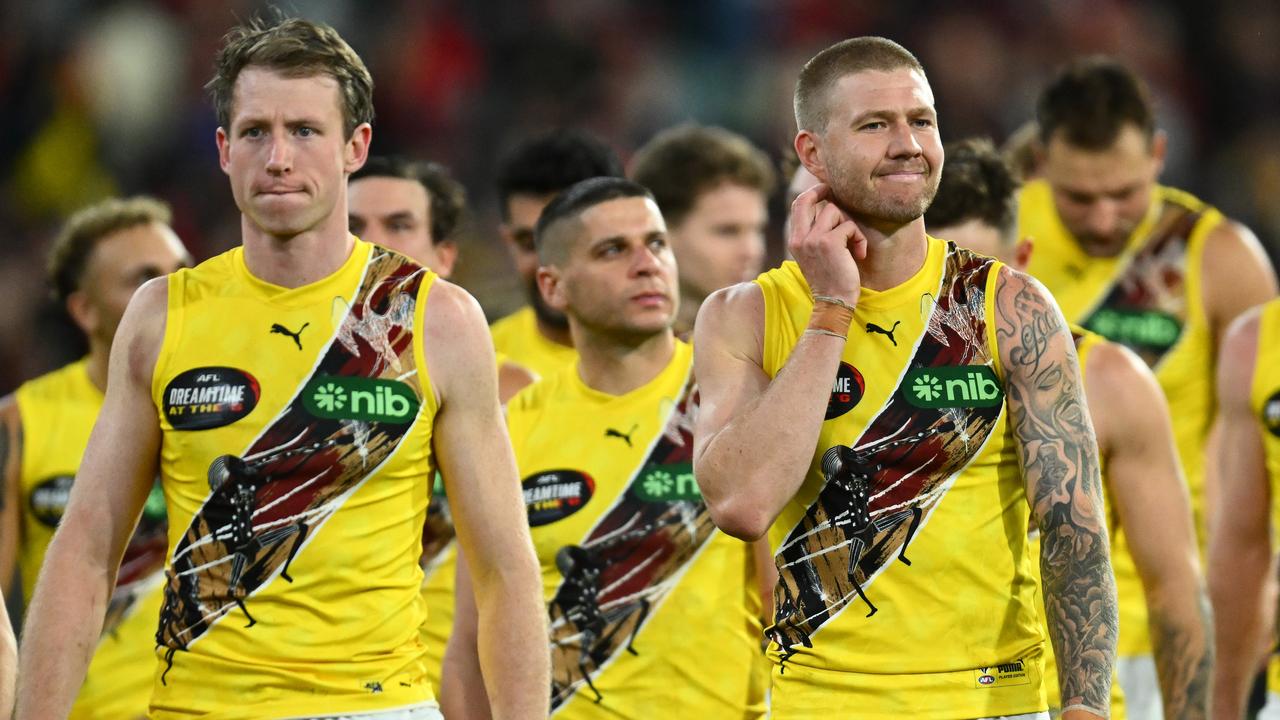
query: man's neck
573 327 676 397
241 213 355 288
673 284 704 338
85 340 109 394
853 217 929 292
535 316 573 347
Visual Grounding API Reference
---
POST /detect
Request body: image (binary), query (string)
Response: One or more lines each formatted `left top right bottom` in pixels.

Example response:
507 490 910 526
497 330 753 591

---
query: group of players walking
0 14 1277 720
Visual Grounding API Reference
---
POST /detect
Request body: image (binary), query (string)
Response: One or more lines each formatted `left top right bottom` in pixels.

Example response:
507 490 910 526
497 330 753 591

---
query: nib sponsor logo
903 366 1003 409
1086 307 1182 351
633 462 701 502
303 376 419 424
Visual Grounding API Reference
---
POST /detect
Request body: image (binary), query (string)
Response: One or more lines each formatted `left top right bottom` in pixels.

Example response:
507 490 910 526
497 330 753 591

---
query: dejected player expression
1042 124 1162 255
217 68 367 240
348 175 456 276
669 182 767 303
548 197 679 343
806 68 943 229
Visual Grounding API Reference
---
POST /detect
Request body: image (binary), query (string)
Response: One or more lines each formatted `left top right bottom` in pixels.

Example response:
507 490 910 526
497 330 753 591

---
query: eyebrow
850 106 936 126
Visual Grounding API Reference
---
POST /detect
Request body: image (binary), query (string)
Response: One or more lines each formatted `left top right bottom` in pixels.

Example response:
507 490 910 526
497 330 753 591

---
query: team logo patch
632 462 701 502
524 470 595 526
28 474 74 528
1263 389 1280 438
826 362 865 419
1086 307 1182 352
163 367 260 430
903 365 1003 408
302 376 420 424
973 659 1030 689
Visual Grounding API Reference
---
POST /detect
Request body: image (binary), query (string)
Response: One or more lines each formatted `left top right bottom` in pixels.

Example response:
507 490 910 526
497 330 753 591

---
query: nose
887 121 923 159
1083 199 1120 239
631 242 664 277
266 132 293 175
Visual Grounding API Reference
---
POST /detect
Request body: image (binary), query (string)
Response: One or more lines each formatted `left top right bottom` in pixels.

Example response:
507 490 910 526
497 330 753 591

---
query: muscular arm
427 281 548 719
14 280 166 719
995 269 1117 719
1207 308 1271 720
0 398 20 603
693 185 865 541
1087 342 1210 718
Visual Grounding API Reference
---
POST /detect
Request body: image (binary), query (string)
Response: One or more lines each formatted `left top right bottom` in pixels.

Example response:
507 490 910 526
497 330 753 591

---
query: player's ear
1014 237 1033 272
434 241 459 278
344 123 372 174
795 131 829 184
216 127 231 175
536 265 569 313
1149 129 1167 177
65 290 97 337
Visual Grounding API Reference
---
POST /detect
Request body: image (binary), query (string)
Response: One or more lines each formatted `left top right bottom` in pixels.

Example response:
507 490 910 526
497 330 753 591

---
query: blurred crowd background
1 0 1278 393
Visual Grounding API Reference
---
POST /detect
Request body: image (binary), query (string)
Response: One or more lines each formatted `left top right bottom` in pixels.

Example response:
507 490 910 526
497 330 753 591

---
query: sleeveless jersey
1027 329 1127 718
507 340 768 718
1249 300 1280 693
1020 180 1221 577
418 481 456 694
15 358 170 718
491 305 577 380
149 239 440 718
756 238 1046 719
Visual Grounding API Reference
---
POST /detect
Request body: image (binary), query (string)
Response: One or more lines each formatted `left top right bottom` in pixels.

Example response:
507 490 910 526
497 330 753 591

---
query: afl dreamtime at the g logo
163 367 260 430
826 362 865 420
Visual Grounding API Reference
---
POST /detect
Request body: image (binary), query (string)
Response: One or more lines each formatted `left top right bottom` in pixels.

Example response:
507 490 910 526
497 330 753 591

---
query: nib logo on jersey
523 470 595 526
904 365 1003 409
302 376 420 424
163 367 260 430
633 462 702 502
1086 307 1182 352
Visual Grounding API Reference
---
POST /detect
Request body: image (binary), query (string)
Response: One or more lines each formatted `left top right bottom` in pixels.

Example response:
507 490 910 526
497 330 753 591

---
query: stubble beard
828 169 940 227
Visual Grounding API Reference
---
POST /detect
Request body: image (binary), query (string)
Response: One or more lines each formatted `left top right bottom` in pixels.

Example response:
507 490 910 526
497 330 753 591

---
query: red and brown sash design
770 245 1003 667
156 248 427 678
1081 200 1206 367
546 373 716 711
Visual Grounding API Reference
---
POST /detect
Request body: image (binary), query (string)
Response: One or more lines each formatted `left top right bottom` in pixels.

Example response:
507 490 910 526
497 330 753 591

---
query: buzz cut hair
351 156 468 245
48 196 173 303
207 14 374 138
924 137 1019 242
794 36 926 133
534 177 654 265
630 124 776 227
1036 56 1156 150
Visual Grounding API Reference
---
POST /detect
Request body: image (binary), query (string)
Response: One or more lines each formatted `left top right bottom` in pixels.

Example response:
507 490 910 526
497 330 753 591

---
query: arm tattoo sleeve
1151 589 1213 720
995 272 1118 713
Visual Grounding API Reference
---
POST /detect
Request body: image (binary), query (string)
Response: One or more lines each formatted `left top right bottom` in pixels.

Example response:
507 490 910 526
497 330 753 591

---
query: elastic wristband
812 294 856 312
1060 703 1109 718
804 328 847 341
808 302 854 335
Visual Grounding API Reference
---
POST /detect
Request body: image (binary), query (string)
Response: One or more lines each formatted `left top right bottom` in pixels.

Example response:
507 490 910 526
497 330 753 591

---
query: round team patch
29 474 74 528
163 367 260 431
523 470 595 526
826 362 865 420
1263 389 1280 438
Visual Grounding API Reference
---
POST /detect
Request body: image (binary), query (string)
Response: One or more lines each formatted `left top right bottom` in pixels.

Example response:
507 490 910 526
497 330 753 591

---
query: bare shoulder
422 278 487 333
1216 304 1264 392
1200 218 1278 305
992 265 1071 352
693 281 764 359
420 279 497 402
1082 339 1166 446
117 277 170 387
1203 218 1268 266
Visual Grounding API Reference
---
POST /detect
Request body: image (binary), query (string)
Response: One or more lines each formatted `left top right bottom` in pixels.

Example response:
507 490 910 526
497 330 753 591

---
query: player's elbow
706 494 771 541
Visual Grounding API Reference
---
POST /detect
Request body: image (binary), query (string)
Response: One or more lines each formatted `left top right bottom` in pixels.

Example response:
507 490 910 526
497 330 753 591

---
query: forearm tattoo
1151 589 1213 720
996 273 1118 713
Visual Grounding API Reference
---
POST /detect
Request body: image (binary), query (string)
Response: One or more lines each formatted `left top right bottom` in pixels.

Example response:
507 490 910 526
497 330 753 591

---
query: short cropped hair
794 36 926 133
534 177 654 264
351 156 467 244
631 124 776 226
49 196 173 303
924 138 1019 239
1036 56 1155 150
495 129 624 220
207 15 374 137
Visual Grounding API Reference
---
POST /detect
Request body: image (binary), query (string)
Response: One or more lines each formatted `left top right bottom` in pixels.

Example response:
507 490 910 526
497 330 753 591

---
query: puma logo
865 320 901 346
604 424 638 447
270 322 310 350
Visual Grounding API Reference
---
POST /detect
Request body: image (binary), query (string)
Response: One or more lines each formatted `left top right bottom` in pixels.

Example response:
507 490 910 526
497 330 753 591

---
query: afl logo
978 674 995 686
163 367 260 431
523 470 595 526
826 362 865 420
1263 389 1280 438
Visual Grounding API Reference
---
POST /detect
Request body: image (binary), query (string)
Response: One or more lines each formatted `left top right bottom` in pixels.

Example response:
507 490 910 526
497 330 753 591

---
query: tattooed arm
1207 308 1272 720
1084 341 1210 718
995 268 1118 719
